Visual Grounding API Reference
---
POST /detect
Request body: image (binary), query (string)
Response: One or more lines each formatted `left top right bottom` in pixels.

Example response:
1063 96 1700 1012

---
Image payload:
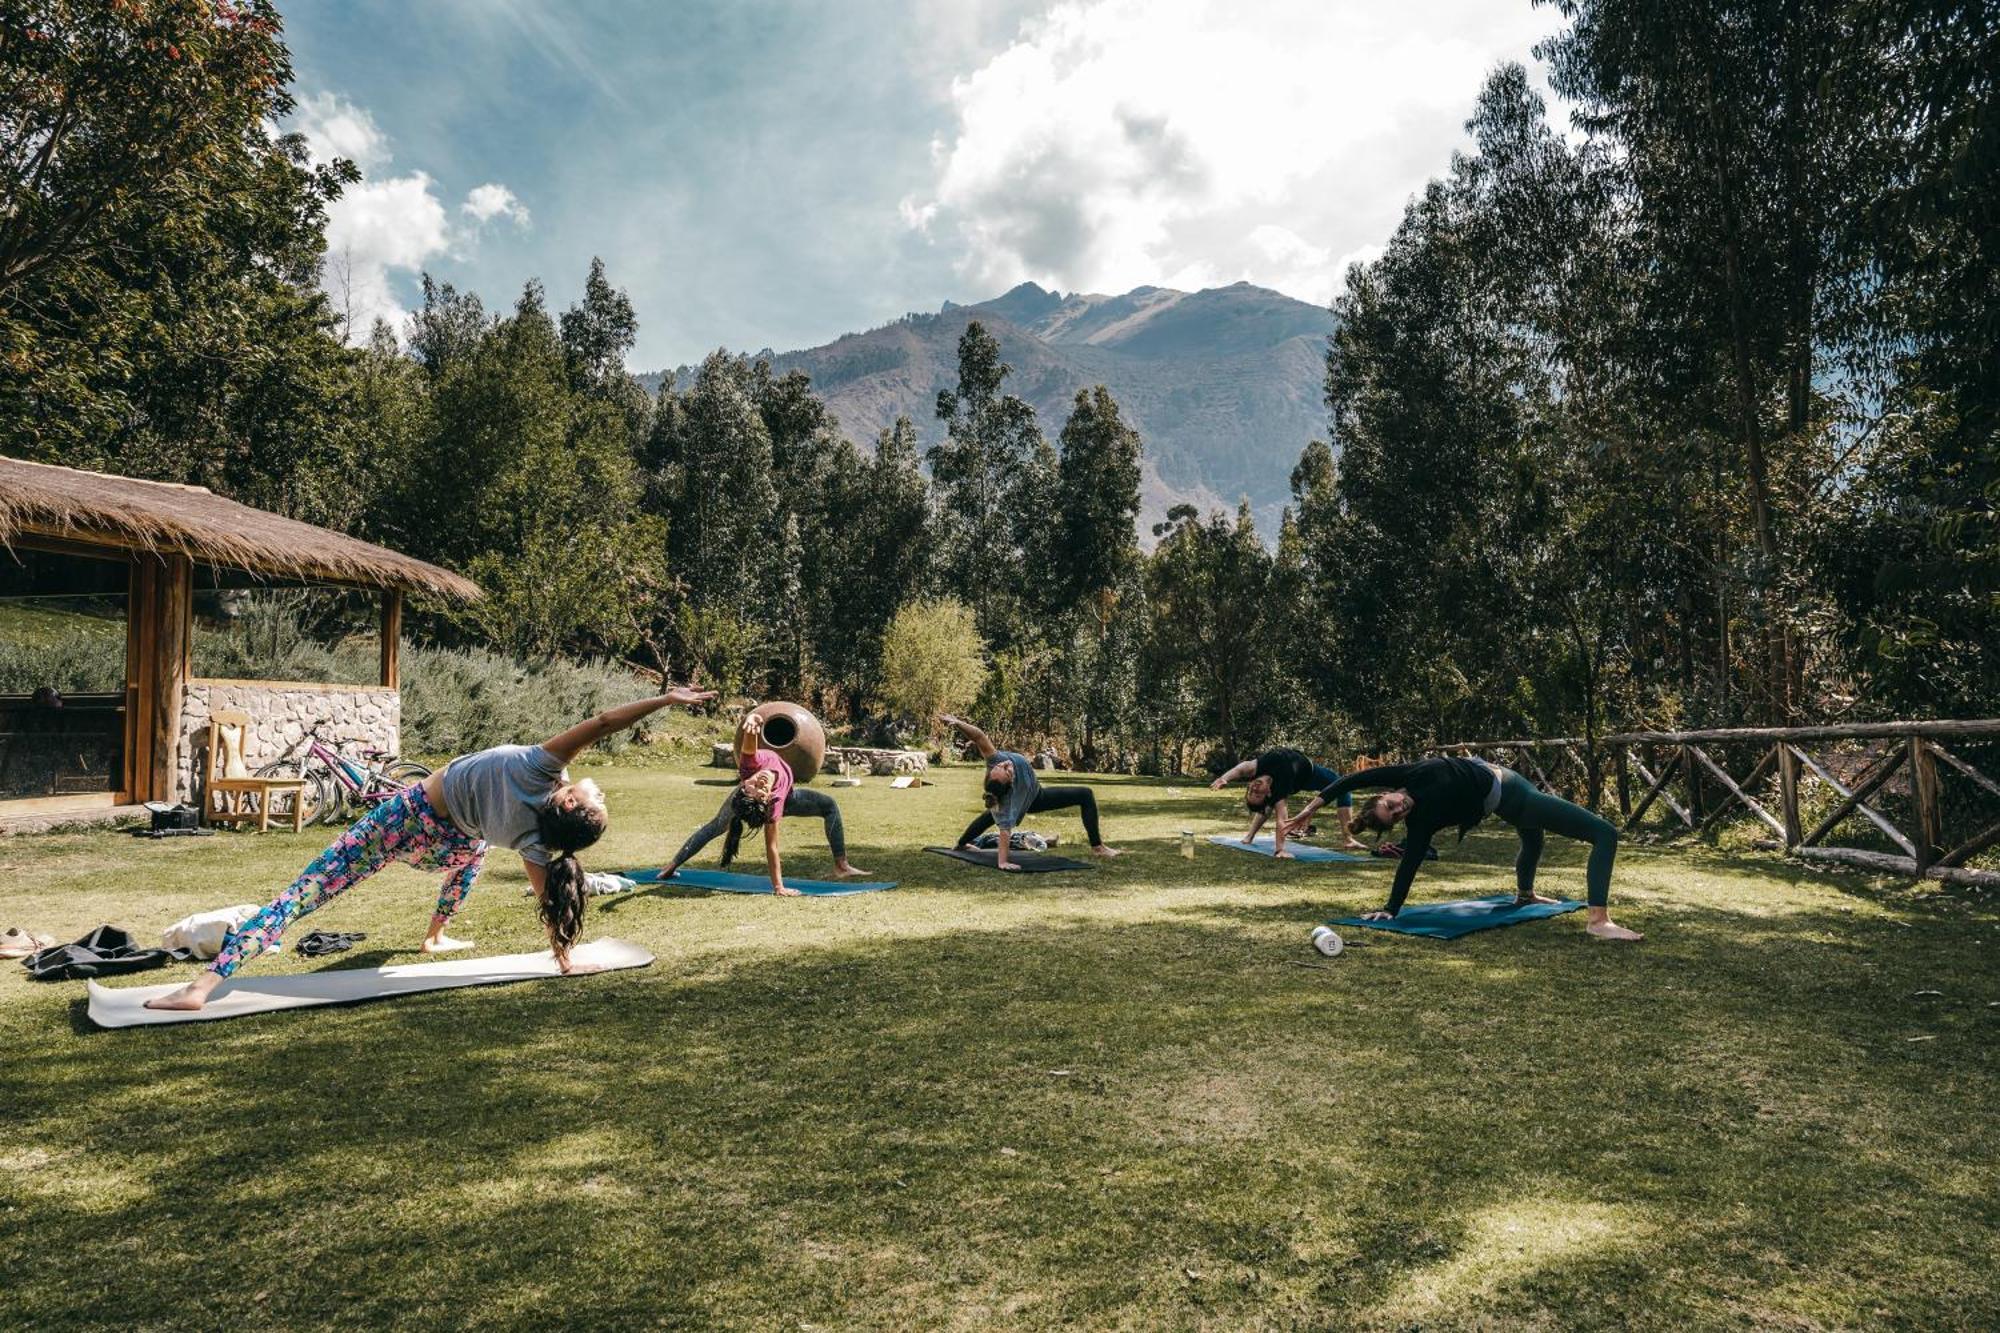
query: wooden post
1909 735 1942 874
1616 747 1631 819
1683 745 1704 825
147 554 192 803
1775 741 1802 849
380 589 403 689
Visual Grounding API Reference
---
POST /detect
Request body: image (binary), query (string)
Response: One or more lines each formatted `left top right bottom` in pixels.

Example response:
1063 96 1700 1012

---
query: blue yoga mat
1207 834 1370 864
1332 894 1583 939
618 868 897 896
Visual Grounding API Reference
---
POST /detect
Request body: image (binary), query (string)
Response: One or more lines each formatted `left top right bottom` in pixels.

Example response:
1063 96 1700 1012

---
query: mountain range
641 281 1337 538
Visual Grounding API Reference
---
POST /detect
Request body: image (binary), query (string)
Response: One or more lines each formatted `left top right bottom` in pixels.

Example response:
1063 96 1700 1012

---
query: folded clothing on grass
294 930 367 958
923 845 1092 873
1331 895 1583 940
22 925 187 981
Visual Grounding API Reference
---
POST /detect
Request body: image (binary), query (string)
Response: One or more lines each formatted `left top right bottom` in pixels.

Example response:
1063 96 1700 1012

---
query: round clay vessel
742 701 826 783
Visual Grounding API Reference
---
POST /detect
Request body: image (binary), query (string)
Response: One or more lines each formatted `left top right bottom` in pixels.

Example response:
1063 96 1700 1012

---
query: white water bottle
1310 925 1344 957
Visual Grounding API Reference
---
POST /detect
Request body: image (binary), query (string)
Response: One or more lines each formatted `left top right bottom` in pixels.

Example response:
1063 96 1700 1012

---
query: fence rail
1434 720 2000 889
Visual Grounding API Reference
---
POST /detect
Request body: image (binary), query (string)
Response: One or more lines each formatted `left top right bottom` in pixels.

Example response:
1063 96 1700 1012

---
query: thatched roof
0 457 481 600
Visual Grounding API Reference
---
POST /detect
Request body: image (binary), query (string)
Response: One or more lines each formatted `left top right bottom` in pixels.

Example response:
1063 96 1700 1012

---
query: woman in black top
1285 756 1643 941
1209 748 1365 855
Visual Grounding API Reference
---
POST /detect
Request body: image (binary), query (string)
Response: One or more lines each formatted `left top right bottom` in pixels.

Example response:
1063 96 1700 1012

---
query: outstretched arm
736 712 764 765
764 821 796 895
1286 762 1423 834
1209 758 1258 790
1365 826 1435 918
541 686 717 764
939 714 998 760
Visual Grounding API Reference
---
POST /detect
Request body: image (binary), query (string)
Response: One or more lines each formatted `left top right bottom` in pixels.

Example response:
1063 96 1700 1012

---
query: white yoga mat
86 937 654 1028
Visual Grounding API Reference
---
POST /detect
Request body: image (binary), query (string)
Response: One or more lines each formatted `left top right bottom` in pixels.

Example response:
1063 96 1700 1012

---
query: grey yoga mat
924 845 1092 872
86 937 654 1028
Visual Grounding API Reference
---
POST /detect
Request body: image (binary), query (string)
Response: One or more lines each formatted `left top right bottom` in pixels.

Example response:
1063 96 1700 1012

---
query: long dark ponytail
536 797 608 955
721 787 773 866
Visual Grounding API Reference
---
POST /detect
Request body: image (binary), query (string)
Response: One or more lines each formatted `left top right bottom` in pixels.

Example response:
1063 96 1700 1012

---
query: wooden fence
1435 721 2000 889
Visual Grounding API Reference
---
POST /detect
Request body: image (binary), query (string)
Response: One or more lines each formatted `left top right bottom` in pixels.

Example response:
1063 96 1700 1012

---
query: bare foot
1273 850 1295 860
145 973 223 1011
421 933 475 954
1515 892 1560 906
1587 918 1643 941
833 862 872 878
774 884 803 897
561 961 605 976
1092 845 1124 858
1342 839 1367 852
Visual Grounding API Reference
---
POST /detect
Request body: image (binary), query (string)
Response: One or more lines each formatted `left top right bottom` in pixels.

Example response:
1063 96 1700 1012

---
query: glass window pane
0 546 129 799
191 569 380 687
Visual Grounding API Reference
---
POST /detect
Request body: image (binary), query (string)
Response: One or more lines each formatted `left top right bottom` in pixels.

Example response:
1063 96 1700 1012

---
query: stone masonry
176 682 401 804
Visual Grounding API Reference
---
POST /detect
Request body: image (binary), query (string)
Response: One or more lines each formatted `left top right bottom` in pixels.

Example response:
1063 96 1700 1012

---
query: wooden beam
1794 745 1914 855
1928 742 2000 802
1775 742 1803 849
379 589 403 690
147 553 192 803
1939 818 2000 870
1615 747 1631 818
1626 748 1694 830
1796 844 2000 889
1909 736 1943 873
1691 745 1783 837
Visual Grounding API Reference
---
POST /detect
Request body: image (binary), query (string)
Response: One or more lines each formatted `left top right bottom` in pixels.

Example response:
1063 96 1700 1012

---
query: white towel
161 904 262 959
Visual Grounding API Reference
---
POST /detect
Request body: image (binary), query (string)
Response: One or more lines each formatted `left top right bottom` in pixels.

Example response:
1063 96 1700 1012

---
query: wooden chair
203 709 307 832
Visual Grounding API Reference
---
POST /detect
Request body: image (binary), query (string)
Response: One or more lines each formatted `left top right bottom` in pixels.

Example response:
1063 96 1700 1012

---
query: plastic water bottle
1310 925 1344 957
1179 829 1195 859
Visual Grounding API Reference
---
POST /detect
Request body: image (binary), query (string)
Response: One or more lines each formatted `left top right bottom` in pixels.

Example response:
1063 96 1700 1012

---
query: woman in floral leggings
146 685 717 1011
204 782 486 978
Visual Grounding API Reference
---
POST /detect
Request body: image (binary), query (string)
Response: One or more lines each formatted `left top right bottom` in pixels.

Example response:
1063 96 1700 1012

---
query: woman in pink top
720 713 801 894
663 710 870 890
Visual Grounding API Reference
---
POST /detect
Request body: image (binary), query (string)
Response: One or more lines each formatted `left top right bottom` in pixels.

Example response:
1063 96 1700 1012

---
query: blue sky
285 0 1563 370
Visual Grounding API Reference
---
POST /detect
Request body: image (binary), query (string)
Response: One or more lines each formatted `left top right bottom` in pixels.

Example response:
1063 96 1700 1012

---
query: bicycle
255 723 431 826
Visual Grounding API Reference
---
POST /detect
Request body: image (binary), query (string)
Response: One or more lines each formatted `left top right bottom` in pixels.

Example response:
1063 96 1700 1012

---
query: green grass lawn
2 758 1995 1329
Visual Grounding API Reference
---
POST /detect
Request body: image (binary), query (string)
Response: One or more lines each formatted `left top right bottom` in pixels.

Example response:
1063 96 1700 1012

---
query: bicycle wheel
254 762 330 827
383 759 432 787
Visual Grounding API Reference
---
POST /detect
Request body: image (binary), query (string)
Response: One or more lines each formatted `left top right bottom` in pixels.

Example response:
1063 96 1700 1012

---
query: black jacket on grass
1317 757 1496 914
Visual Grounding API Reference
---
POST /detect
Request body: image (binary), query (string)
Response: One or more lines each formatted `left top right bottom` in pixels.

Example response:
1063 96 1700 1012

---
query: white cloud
294 94 528 341
292 91 391 174
903 0 1562 304
462 183 531 227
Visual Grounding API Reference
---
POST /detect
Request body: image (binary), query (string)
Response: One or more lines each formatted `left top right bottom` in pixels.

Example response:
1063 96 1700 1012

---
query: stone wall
176 681 400 804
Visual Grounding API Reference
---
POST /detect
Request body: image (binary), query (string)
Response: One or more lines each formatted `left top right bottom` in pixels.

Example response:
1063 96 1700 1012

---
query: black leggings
671 786 846 868
956 786 1103 849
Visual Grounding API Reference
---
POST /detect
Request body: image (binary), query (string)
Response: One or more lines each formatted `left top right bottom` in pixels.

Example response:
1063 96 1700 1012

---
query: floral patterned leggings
209 783 488 978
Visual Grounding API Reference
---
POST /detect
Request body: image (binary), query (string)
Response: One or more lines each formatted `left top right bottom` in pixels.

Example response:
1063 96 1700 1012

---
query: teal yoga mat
1207 834 1370 863
619 868 897 896
1332 894 1583 939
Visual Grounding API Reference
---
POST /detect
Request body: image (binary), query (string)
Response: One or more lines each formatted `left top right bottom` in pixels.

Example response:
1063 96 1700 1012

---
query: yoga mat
1331 895 1583 940
618 868 896 896
86 937 653 1028
1207 834 1370 863
924 845 1092 873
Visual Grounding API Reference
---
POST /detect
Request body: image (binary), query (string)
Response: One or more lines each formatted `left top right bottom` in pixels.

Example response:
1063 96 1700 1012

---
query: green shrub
0 629 125 694
398 644 661 758
880 598 987 734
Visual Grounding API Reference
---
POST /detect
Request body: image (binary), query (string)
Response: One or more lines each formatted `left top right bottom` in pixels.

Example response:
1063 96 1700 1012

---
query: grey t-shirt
440 744 566 865
992 750 1040 831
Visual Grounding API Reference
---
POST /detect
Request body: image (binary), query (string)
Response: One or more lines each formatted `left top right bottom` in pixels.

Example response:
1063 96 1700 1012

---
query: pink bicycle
256 723 430 826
